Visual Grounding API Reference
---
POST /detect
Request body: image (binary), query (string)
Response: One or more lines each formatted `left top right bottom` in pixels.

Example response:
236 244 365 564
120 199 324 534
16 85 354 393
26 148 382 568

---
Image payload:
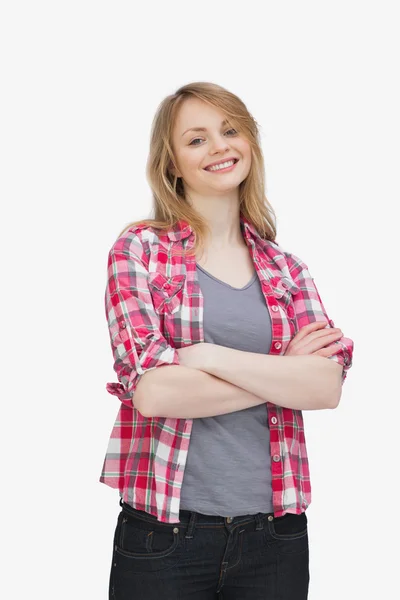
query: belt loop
185 511 197 539
119 497 124 508
255 513 264 531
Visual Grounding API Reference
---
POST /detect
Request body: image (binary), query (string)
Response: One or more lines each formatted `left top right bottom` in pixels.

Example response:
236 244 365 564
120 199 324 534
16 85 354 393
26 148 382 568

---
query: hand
177 342 211 370
284 321 344 358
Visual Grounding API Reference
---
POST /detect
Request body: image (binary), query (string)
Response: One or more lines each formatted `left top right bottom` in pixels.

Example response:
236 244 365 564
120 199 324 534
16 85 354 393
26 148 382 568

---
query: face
170 97 252 196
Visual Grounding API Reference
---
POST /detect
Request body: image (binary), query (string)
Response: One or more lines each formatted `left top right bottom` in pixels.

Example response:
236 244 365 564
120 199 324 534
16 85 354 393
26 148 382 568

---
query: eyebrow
181 119 230 137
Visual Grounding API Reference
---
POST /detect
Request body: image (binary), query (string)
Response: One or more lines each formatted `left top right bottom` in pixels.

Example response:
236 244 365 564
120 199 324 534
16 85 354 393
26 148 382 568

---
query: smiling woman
167 95 253 219
101 81 354 600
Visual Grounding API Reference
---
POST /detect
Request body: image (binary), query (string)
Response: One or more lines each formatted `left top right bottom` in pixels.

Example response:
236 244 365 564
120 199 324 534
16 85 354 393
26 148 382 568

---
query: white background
1 1 398 598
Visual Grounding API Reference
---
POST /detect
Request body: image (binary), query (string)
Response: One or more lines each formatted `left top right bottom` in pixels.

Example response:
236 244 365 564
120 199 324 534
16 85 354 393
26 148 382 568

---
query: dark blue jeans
109 499 309 599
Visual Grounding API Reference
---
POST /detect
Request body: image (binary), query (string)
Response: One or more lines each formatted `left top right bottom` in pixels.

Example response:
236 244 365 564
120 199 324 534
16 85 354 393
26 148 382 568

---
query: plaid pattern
100 215 354 523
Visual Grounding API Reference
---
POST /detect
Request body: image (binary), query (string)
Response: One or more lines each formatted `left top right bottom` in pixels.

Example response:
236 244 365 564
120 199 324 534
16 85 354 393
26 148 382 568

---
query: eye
188 129 238 146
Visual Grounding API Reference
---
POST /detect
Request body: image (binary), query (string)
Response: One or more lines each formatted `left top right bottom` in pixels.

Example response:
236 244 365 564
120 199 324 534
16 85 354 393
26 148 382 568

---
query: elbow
326 389 342 409
133 372 157 417
325 369 344 409
133 390 150 416
135 403 154 418
134 365 180 418
326 362 343 409
134 393 157 418
134 396 155 417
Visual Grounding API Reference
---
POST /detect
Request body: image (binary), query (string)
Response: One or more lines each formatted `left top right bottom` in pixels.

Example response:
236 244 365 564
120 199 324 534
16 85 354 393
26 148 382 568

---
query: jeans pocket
112 510 185 576
267 512 308 541
116 512 182 558
265 513 309 557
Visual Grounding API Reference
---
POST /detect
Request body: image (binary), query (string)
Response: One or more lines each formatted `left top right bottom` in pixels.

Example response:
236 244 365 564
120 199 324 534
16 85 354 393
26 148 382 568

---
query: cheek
177 151 201 174
237 144 252 176
234 139 251 163
241 142 252 162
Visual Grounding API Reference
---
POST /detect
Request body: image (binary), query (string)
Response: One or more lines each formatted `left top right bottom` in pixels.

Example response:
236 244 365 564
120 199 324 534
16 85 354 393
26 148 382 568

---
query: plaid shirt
100 215 354 524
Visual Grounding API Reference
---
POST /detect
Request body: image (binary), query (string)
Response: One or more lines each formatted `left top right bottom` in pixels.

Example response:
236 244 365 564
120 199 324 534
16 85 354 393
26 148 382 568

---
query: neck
185 189 245 251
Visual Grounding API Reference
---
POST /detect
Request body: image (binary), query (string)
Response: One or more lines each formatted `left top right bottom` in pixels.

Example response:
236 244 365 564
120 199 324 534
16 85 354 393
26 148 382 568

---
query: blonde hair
117 81 277 258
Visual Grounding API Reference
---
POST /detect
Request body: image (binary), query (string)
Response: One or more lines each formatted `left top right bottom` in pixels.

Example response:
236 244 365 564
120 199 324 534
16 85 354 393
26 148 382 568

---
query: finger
303 328 343 345
291 325 341 350
313 343 343 358
294 321 331 341
294 331 343 355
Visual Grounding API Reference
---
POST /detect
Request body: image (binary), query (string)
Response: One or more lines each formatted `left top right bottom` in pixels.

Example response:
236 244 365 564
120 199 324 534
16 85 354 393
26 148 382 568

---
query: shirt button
271 416 278 425
164 283 171 290
274 342 282 350
272 455 281 462
271 305 279 312
281 281 288 289
120 322 127 329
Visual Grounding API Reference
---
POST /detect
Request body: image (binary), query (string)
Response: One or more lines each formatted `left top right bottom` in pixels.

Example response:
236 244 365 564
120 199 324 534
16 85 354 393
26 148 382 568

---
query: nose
209 133 230 155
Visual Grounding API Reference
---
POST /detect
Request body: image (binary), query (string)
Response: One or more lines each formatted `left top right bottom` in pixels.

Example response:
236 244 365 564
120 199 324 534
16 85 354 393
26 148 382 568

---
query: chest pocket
268 275 300 318
148 273 185 315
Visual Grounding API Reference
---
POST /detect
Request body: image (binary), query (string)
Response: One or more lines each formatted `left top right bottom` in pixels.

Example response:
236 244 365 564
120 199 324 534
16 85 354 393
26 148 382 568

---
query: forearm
141 365 268 418
200 346 342 410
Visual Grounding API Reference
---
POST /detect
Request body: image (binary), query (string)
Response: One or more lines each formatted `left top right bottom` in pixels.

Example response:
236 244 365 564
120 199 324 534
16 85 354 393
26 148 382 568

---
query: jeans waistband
119 499 274 537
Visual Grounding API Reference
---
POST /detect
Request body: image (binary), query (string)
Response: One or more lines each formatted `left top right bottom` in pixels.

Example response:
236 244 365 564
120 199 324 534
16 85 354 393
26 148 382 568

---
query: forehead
174 97 227 132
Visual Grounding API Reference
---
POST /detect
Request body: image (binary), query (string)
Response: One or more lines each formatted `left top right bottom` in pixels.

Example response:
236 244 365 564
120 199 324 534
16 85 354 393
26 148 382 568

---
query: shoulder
109 224 168 264
263 238 309 276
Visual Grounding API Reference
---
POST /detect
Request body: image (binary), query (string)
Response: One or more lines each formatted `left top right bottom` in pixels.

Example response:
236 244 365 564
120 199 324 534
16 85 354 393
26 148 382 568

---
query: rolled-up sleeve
104 233 180 407
287 253 354 384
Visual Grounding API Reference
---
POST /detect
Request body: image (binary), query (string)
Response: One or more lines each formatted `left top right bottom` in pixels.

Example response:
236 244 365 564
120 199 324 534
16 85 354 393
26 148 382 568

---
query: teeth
207 160 235 171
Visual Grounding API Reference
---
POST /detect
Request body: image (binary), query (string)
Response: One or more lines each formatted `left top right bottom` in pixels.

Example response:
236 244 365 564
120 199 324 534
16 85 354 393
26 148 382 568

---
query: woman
101 81 354 599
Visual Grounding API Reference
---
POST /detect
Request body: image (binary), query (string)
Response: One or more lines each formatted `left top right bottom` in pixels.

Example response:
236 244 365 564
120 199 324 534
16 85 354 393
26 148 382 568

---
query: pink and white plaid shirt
100 215 354 523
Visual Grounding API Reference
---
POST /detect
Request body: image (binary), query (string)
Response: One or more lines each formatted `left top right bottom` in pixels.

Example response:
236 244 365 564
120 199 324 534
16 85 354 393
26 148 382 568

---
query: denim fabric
109 499 309 599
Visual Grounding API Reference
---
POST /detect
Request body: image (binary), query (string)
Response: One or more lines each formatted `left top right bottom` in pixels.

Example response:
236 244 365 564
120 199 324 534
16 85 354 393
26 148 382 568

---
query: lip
203 157 239 170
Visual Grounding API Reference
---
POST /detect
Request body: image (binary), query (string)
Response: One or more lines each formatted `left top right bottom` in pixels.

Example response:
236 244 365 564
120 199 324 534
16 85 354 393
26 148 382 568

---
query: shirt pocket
268 275 300 319
147 273 186 315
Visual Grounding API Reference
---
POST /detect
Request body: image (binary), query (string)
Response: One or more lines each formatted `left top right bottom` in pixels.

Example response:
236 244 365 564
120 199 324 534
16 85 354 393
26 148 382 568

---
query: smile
204 159 239 173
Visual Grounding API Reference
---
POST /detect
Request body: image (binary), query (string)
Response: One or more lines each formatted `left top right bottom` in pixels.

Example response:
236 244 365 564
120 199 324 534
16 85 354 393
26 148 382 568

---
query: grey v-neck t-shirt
179 263 274 516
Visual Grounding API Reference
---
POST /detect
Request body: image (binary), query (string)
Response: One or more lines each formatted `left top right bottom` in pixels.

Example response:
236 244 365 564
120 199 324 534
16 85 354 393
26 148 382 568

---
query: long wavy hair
117 81 277 258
